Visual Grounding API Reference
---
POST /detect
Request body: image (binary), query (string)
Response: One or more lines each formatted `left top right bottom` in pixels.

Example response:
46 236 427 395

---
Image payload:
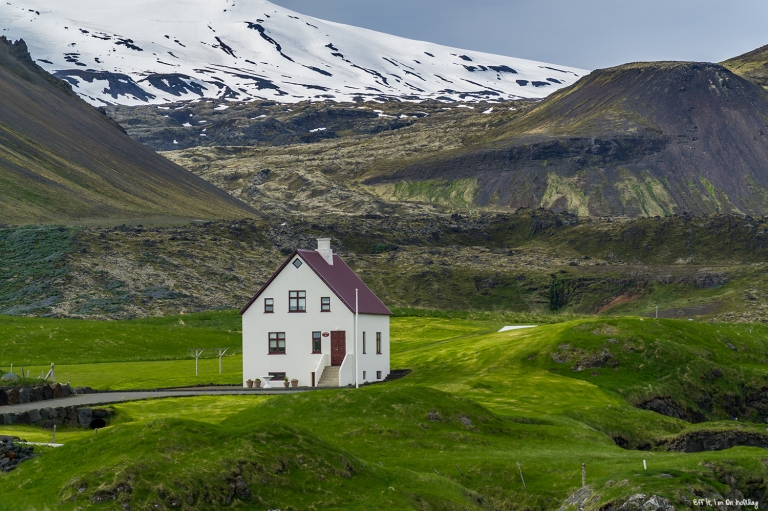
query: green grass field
0 311 766 510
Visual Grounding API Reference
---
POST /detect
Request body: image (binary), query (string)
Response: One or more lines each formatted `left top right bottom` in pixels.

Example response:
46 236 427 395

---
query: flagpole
355 288 359 389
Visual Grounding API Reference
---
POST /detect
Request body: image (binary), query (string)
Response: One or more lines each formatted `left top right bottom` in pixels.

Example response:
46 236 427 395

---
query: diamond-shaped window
292 259 302 269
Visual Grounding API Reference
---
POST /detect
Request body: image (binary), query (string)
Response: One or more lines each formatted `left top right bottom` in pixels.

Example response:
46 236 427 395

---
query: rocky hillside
105 99 479 152
149 54 768 219
0 37 255 225
367 61 768 217
3 211 768 323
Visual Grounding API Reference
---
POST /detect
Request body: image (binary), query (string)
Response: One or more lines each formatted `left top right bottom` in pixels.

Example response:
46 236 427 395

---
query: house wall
242 253 354 387
347 314 391 386
242 252 391 388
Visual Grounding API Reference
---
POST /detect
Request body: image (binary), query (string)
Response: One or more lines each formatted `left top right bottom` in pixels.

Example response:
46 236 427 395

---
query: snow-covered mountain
0 0 588 106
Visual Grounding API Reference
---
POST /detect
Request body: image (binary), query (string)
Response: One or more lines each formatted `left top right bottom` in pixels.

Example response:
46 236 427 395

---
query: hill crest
366 60 768 217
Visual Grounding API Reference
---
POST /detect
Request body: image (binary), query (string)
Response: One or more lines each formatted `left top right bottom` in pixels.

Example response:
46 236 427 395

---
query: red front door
331 331 346 366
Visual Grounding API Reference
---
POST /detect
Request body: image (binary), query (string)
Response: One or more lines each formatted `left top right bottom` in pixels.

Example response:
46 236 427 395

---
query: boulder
38 408 49 420
0 389 7 406
27 409 41 423
617 494 675 511
42 386 54 400
2 414 12 425
6 389 18 405
67 409 78 421
56 408 65 419
77 408 93 428
44 407 55 420
52 384 63 399
18 387 30 404
61 385 71 398
92 409 108 419
15 412 30 425
74 387 84 395
83 387 94 394
31 386 42 402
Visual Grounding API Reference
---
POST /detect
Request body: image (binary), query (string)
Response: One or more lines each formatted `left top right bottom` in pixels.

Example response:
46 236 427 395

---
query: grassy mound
4 416 481 511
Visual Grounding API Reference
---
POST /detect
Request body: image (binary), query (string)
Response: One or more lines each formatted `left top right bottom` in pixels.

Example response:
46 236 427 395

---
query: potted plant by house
254 378 261 389
283 376 290 388
290 378 299 388
245 379 253 388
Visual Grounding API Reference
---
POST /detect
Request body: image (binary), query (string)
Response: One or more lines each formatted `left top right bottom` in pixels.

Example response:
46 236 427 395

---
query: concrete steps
317 366 339 387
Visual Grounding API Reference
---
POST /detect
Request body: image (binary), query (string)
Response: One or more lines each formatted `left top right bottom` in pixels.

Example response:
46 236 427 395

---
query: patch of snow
182 122 192 127
214 104 229 111
498 325 537 332
482 107 493 114
309 127 326 133
173 139 178 144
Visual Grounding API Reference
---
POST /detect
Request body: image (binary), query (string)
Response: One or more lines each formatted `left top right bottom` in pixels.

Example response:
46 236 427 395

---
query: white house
240 238 392 388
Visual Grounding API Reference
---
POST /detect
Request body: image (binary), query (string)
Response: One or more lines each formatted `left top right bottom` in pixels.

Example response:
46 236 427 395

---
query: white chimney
316 238 333 265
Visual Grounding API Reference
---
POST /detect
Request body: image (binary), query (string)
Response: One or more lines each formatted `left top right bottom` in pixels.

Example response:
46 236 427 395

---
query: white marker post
355 288 359 389
189 349 205 376
643 459 647 470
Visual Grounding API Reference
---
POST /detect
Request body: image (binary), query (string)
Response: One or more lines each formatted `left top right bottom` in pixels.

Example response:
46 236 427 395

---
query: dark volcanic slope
0 38 255 225
368 62 768 217
723 44 768 91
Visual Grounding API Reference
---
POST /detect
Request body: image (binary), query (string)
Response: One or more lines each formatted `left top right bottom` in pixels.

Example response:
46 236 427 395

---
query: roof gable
239 249 392 316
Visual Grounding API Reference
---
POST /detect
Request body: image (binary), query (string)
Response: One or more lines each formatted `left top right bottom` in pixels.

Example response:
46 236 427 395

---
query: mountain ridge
0 0 586 105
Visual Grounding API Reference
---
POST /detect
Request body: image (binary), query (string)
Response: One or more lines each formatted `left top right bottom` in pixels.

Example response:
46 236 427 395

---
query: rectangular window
362 331 366 354
264 298 274 313
269 332 286 354
377 371 382 380
312 331 322 353
268 372 286 381
289 291 306 312
321 297 331 312
376 332 382 354
362 370 366 380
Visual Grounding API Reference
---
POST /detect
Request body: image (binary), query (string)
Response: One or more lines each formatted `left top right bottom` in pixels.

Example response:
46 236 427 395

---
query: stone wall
0 383 83 406
2 406 112 429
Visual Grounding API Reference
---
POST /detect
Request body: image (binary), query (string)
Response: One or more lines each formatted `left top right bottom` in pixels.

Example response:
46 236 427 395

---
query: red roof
239 249 392 316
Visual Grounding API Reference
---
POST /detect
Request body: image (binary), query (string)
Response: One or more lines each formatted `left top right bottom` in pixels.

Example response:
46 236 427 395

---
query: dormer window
292 258 303 269
289 291 306 312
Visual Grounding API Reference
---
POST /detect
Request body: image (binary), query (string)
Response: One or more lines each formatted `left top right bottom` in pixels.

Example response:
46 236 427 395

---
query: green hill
723 43 768 91
0 37 255 225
